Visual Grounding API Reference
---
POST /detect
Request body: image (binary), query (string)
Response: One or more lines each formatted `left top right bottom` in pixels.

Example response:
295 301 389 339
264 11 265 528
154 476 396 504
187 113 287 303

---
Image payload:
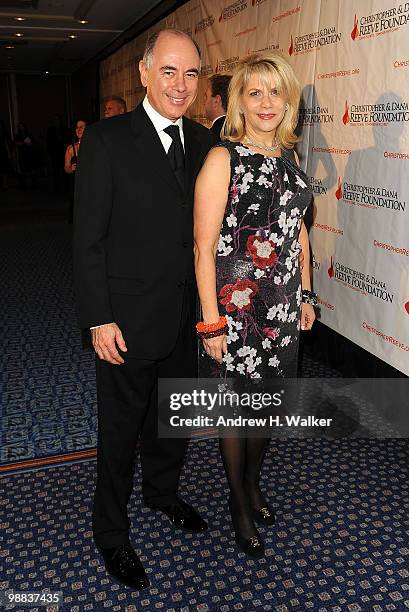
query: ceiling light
15 32 24 37
14 16 26 21
45 70 49 74
5 45 15 49
68 34 77 39
78 19 88 24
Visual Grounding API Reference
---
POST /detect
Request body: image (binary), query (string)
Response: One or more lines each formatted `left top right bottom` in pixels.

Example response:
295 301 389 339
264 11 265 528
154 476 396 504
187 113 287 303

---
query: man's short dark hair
107 96 127 113
209 74 232 113
143 29 201 69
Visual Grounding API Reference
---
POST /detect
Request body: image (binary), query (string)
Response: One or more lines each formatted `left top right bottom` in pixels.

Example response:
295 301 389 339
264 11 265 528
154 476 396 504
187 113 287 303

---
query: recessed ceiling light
5 45 15 49
78 19 88 24
68 34 77 39
15 32 24 37
45 70 49 74
14 16 26 21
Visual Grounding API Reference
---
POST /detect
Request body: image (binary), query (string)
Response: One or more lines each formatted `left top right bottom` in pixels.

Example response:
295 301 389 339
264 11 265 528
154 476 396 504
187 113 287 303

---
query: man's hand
91 323 127 364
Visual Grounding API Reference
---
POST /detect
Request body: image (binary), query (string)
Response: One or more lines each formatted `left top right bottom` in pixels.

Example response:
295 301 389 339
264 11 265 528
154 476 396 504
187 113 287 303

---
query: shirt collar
143 96 183 135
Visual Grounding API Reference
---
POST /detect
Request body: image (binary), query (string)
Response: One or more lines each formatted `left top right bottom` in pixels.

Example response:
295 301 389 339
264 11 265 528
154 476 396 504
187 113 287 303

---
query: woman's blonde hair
222 51 300 149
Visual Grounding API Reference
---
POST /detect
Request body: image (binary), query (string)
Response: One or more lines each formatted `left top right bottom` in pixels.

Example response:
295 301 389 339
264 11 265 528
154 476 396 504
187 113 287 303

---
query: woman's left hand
300 303 315 331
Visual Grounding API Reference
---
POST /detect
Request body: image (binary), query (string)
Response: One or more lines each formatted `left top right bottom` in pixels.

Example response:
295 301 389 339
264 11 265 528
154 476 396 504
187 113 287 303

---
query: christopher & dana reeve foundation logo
195 15 215 33
342 100 409 125
215 56 240 73
327 257 394 304
351 3 409 40
288 25 342 55
200 64 213 77
309 177 328 196
299 105 334 126
219 0 247 22
335 177 406 212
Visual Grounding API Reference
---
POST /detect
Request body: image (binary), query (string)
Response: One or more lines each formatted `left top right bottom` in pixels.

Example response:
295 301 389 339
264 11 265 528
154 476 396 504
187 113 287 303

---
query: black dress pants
92 293 197 549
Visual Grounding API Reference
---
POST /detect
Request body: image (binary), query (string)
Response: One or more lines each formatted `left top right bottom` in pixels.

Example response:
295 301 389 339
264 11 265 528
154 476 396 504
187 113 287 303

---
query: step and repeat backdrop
100 0 409 375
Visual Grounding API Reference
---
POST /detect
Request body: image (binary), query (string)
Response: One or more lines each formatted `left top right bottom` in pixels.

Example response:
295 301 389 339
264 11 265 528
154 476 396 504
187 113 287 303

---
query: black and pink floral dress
200 141 312 379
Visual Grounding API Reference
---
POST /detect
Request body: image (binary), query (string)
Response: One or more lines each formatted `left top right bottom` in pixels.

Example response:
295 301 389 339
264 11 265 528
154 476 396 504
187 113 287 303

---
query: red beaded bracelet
196 315 228 338
198 325 229 339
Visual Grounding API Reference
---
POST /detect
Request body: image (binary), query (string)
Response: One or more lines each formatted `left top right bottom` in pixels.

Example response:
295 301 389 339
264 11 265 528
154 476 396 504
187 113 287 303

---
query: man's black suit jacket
73 103 216 360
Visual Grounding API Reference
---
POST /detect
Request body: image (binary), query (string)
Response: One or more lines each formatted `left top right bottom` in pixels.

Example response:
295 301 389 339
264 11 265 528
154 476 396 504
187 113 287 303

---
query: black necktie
164 125 185 190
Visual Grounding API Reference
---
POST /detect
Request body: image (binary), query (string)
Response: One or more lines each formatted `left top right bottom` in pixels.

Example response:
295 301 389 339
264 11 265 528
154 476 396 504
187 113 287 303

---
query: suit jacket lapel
130 104 182 197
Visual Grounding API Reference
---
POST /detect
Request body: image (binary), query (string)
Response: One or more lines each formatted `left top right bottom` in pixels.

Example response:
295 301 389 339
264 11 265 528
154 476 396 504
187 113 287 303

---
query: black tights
220 436 270 539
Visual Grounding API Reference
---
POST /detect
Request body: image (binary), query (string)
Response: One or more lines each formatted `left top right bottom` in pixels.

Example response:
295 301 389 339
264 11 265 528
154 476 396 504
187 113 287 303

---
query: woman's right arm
64 145 74 174
194 146 230 362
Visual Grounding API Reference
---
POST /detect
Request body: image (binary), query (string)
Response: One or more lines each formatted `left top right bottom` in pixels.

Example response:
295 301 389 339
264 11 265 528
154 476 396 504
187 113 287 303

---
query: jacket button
177 281 185 288
183 241 188 248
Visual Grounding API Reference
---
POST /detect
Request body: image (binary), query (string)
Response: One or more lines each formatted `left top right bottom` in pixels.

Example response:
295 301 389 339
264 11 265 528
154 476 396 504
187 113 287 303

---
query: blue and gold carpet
1 438 409 610
2 221 409 610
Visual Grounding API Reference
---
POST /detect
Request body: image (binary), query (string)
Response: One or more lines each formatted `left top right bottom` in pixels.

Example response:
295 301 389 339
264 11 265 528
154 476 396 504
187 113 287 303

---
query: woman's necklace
244 137 280 152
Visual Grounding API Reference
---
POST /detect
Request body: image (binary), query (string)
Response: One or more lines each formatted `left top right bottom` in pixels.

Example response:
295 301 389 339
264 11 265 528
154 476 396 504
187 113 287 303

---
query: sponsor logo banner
342 100 409 126
195 15 215 32
352 4 409 40
215 56 240 72
289 26 342 55
337 181 406 212
219 0 247 22
299 106 334 125
328 258 395 304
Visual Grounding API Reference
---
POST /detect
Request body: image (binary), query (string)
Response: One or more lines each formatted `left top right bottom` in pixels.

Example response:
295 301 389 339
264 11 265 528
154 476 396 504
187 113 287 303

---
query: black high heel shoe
252 504 275 526
228 498 265 559
244 483 276 526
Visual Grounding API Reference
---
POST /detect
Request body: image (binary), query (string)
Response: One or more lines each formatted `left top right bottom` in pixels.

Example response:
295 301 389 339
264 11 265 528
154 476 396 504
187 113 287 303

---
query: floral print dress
200 141 312 379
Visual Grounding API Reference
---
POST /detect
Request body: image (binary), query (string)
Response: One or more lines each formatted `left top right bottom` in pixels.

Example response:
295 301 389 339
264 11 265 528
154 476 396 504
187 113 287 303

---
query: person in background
73 29 216 590
194 51 315 558
64 119 87 223
104 96 127 118
204 74 231 138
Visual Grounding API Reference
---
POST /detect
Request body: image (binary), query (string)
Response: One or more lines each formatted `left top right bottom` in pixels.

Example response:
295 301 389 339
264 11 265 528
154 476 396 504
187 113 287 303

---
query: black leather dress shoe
147 497 208 532
252 504 276 526
100 544 150 590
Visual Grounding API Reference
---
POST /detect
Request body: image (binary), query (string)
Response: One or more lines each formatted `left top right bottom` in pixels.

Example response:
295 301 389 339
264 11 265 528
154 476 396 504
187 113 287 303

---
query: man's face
104 100 124 118
139 32 200 121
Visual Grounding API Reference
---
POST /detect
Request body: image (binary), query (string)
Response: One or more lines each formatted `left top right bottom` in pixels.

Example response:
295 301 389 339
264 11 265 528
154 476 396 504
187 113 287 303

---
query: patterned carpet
2 220 409 609
1 438 409 610
1 224 97 471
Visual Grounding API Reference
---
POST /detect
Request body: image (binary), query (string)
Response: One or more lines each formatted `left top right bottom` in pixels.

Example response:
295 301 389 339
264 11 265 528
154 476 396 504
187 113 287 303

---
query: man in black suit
73 29 216 590
204 73 231 138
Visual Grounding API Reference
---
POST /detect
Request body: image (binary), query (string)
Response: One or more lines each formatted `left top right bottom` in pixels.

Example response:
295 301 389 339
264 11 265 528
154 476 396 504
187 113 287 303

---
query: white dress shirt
90 96 185 330
142 95 185 152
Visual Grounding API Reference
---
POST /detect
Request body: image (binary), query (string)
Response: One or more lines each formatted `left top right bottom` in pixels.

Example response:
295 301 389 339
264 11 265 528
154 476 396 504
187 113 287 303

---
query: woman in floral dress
194 52 315 557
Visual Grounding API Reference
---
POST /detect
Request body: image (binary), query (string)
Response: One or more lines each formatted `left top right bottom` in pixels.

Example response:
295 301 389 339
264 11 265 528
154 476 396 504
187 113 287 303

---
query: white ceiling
0 0 166 74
